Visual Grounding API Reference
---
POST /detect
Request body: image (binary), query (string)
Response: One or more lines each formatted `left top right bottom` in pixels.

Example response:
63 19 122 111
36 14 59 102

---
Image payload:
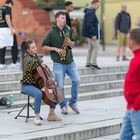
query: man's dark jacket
115 11 131 34
82 7 99 39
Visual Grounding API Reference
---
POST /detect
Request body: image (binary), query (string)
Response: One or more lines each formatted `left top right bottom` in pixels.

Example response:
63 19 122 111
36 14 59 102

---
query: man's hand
66 38 74 47
54 48 64 55
11 28 15 34
92 36 97 40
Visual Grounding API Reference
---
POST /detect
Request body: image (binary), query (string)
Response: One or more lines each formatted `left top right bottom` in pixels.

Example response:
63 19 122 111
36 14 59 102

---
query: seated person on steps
20 39 62 125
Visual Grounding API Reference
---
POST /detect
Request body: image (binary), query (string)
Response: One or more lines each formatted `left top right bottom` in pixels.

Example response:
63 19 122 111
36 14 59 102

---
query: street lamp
100 0 105 51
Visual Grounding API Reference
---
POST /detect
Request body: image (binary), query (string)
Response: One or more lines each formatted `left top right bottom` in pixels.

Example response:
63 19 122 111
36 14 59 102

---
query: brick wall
0 0 51 46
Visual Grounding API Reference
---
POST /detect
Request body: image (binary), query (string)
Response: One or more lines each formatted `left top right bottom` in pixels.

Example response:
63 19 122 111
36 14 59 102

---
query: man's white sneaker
9 63 20 69
61 106 68 115
0 64 6 69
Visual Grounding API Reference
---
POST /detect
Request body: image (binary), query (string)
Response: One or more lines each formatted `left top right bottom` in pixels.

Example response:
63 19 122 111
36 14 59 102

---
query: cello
33 54 64 106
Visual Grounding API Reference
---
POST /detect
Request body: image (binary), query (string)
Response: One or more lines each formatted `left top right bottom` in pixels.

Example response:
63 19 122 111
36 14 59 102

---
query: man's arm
88 10 97 39
41 45 64 56
5 15 15 34
128 13 131 30
115 13 120 33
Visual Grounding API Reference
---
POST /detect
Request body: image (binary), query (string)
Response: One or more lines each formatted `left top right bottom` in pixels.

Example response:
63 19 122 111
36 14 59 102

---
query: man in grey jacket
115 4 131 61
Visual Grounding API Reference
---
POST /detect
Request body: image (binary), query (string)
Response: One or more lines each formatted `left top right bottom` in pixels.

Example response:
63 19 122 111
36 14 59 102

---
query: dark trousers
0 34 18 64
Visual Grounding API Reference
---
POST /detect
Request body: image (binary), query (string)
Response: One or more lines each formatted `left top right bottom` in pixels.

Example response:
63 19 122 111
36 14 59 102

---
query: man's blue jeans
53 62 80 108
120 109 140 140
21 84 42 114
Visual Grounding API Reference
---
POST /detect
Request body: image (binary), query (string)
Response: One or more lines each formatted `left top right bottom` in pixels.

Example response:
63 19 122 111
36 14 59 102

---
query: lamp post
100 0 105 51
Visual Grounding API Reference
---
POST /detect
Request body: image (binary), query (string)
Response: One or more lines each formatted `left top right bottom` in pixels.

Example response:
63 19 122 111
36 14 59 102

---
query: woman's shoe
34 118 41 125
47 113 62 121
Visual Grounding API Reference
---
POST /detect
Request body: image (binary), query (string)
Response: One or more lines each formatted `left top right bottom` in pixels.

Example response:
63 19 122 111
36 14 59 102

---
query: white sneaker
0 64 6 69
61 106 68 115
10 63 20 69
34 118 41 125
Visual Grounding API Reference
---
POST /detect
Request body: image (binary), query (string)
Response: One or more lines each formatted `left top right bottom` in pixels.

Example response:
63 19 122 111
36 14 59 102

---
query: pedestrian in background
119 28 140 140
115 4 131 61
0 0 19 69
64 1 73 28
82 0 101 70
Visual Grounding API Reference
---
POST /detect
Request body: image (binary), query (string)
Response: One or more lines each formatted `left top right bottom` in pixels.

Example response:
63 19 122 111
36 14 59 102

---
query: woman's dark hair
5 0 14 5
20 39 34 69
21 39 34 58
21 39 34 51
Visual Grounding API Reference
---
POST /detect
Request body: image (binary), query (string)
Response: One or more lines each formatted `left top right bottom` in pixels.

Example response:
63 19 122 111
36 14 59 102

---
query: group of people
21 3 80 125
0 0 80 125
1 0 140 139
83 1 140 139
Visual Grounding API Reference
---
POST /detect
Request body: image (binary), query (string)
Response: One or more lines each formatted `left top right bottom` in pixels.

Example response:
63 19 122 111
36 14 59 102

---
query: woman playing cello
21 39 62 125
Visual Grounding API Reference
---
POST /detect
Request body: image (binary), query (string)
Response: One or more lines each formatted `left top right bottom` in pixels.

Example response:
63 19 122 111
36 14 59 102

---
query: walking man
82 0 101 70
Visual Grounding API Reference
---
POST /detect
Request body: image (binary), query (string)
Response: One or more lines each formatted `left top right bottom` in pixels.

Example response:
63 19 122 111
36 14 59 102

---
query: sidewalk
0 96 125 140
0 44 130 139
42 44 132 69
0 44 132 72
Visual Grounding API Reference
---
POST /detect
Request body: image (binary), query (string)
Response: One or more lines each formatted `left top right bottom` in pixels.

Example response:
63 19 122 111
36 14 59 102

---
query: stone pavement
0 44 132 140
1 44 132 71
42 44 132 69
0 96 125 140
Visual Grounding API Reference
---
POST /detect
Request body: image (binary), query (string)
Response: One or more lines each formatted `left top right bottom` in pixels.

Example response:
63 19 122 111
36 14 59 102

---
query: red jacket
124 48 140 111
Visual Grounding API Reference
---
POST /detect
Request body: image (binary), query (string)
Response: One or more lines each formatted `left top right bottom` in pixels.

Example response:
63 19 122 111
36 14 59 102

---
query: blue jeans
21 84 42 114
53 62 80 108
120 109 140 140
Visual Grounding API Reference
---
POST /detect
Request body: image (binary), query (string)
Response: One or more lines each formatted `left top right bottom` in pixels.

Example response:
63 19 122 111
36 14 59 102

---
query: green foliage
35 0 65 7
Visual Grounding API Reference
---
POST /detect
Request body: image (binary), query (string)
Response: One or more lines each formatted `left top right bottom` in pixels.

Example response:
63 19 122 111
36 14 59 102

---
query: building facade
70 0 140 44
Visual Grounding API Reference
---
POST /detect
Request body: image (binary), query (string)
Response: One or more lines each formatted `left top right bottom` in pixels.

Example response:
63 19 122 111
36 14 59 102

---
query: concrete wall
68 0 140 44
105 0 140 44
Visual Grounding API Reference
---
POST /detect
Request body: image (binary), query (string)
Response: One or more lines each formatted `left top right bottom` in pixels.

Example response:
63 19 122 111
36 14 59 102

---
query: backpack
0 97 9 106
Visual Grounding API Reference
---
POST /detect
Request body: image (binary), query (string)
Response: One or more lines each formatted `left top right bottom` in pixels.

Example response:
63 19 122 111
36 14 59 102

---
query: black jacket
0 5 12 28
115 11 131 34
82 7 99 38
65 12 71 28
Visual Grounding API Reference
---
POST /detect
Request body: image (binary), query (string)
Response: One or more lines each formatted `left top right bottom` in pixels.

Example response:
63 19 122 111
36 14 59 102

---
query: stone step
88 134 119 140
0 80 123 93
66 72 125 85
0 71 125 84
78 66 127 75
0 65 127 78
0 88 123 111
0 71 21 82
0 88 123 103
78 88 123 101
38 119 122 140
0 96 125 140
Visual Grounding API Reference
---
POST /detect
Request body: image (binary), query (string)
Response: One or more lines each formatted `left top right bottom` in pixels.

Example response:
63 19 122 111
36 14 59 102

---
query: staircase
0 64 128 140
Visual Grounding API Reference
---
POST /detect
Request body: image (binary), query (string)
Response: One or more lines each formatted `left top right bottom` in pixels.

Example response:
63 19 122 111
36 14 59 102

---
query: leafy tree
36 0 65 7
